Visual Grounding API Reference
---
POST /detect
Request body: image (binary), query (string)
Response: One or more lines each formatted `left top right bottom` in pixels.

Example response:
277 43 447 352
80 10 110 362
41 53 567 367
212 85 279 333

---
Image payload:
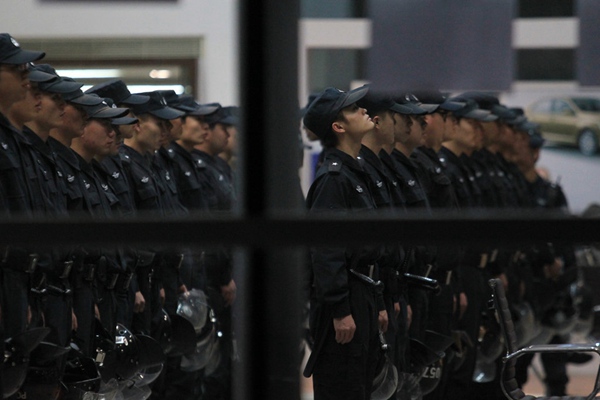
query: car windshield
572 98 600 112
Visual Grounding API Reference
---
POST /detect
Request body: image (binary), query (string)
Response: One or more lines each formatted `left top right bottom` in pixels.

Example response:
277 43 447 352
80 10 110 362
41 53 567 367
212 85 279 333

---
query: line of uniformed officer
0 34 238 400
302 84 575 400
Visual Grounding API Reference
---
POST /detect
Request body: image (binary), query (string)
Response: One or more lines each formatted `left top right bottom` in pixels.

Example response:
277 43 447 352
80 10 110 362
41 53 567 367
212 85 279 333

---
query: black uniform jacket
306 147 382 319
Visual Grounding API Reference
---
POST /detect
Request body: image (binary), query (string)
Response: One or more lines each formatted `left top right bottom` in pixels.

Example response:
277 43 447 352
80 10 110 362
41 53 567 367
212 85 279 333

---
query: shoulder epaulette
119 152 131 164
327 160 342 174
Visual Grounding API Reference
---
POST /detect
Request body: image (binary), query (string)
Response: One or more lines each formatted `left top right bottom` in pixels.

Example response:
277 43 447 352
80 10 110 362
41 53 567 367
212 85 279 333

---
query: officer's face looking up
82 118 116 159
334 104 374 140
391 112 412 144
0 63 30 106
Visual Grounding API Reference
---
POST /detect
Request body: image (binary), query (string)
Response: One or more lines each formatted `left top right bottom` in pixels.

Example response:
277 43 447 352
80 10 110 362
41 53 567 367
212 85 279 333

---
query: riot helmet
151 308 196 357
2 327 51 398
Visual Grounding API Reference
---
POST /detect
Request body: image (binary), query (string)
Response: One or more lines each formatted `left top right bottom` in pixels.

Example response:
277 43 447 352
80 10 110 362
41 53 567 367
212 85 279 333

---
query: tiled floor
300 353 600 399
523 353 600 397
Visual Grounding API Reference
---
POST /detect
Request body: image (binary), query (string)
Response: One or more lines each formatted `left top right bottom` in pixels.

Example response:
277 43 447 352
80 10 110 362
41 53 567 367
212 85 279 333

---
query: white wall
0 0 239 105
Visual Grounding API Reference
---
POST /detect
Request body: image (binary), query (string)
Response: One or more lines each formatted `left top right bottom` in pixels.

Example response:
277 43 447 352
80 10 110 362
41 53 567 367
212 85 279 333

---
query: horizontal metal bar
0 211 596 247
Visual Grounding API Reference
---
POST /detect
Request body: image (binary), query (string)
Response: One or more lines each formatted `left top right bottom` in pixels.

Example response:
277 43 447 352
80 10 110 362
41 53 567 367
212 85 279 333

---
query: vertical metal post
237 0 303 399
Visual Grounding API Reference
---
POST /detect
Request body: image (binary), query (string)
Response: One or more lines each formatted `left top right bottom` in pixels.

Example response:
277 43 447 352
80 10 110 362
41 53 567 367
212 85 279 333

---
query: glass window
530 99 553 114
308 49 366 93
519 0 574 18
572 97 600 112
552 99 574 114
301 0 366 18
517 49 574 81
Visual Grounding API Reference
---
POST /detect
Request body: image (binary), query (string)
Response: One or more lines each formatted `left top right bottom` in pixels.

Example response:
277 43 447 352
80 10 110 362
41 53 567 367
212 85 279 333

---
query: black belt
1 246 39 273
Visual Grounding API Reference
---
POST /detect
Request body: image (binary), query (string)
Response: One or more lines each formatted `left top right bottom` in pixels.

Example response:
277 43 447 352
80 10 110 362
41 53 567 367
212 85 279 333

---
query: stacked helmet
472 316 504 383
151 308 196 357
93 320 119 382
129 334 166 387
419 330 454 395
177 289 222 373
512 301 537 347
2 327 50 398
371 354 398 400
371 332 398 400
19 341 71 400
60 353 118 400
113 324 165 382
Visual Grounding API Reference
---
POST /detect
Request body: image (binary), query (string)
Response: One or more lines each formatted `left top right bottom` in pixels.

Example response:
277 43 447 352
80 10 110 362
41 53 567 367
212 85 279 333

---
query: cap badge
160 96 168 106
10 37 20 48
355 185 364 193
67 175 75 183
112 172 120 179
141 176 149 183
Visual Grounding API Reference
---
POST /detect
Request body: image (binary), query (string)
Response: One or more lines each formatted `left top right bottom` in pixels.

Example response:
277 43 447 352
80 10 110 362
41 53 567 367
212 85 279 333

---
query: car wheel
578 129 599 156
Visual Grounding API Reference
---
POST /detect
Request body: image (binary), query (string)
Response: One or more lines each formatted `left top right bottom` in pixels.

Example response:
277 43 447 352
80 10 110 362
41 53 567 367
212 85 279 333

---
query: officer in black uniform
302 85 388 400
85 81 153 331
513 120 573 396
356 93 413 395
121 92 184 335
11 65 78 349
189 103 239 400
439 100 500 400
0 36 45 360
405 91 466 400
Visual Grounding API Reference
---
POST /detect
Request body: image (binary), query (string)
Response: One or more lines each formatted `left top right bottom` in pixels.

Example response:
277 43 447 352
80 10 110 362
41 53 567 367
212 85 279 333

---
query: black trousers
312 279 380 400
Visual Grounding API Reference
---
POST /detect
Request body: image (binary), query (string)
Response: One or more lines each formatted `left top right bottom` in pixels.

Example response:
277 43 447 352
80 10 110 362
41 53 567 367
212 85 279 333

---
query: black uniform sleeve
307 173 352 319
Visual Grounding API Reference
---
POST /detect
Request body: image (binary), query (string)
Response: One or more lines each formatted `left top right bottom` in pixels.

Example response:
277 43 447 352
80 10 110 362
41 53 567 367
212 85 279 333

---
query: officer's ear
133 119 142 135
331 121 345 134
372 115 381 128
